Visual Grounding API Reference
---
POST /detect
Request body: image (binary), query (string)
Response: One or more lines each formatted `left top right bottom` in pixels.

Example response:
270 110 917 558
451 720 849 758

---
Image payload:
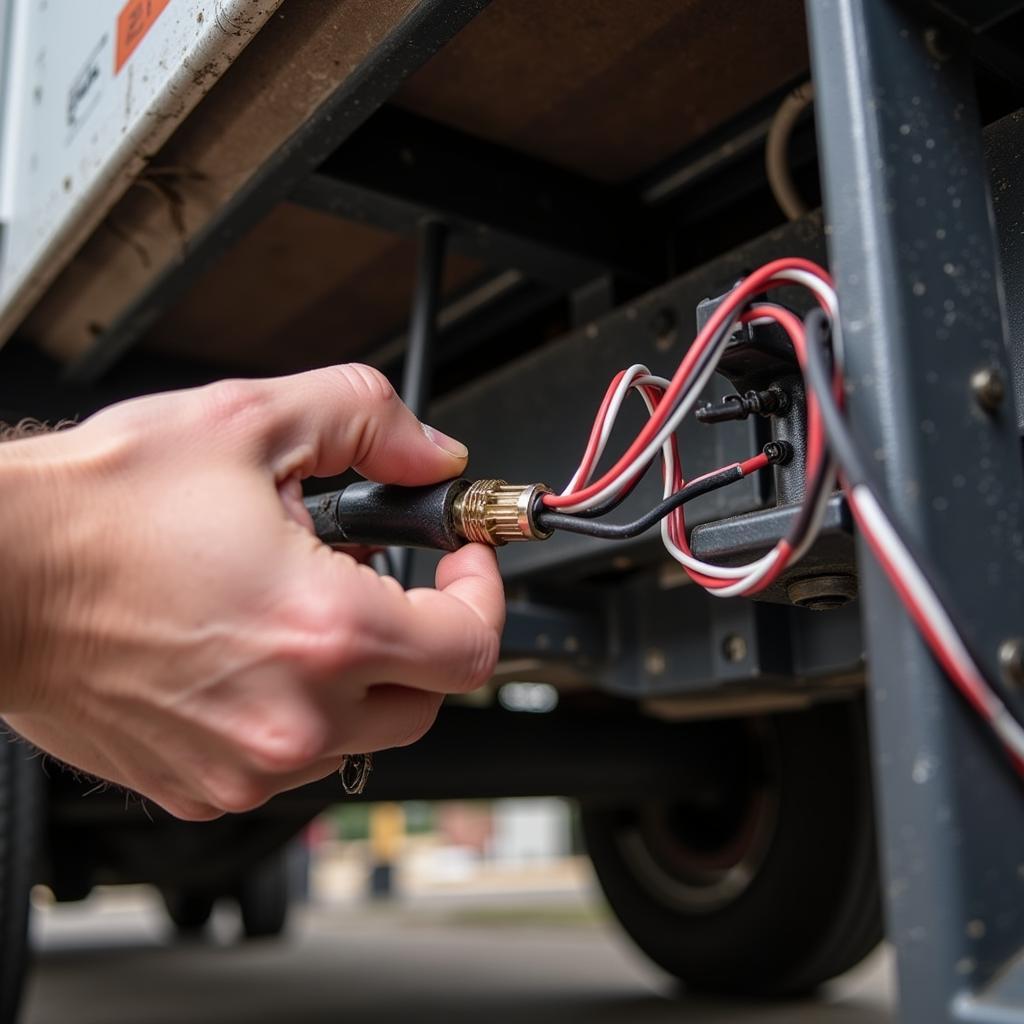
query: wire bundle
539 257 839 598
536 257 1024 776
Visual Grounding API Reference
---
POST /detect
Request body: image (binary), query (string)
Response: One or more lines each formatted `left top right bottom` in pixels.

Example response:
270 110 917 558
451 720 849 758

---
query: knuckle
161 797 224 822
333 365 399 469
396 693 442 748
239 719 328 775
197 378 264 431
204 770 272 815
274 583 369 674
335 364 397 408
290 599 367 675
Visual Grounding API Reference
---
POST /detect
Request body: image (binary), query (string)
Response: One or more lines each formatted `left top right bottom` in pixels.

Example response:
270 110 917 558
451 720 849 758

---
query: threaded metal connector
452 480 553 545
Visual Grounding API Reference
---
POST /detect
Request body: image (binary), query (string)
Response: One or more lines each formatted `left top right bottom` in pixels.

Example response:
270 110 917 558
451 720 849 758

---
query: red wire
669 306 823 593
544 257 834 510
548 257 1024 777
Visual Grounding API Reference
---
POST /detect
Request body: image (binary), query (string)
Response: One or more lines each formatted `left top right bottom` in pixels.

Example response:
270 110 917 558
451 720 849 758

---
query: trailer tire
236 848 289 940
162 888 215 935
582 700 881 996
0 738 42 1024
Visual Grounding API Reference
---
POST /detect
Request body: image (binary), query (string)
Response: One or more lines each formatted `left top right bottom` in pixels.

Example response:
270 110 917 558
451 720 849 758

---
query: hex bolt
787 574 858 611
644 649 667 676
722 634 748 663
971 367 1005 415
998 638 1024 688
651 308 677 351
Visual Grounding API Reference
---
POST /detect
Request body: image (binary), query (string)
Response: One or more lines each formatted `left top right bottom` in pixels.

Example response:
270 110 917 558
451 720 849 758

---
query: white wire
850 487 974 678
561 364 652 495
850 484 1024 764
557 265 843 589
558 327 735 513
560 271 839 516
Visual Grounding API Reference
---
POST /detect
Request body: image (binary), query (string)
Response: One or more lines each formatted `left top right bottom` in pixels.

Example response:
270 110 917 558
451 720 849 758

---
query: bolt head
722 634 748 663
645 649 667 676
971 367 1005 414
999 638 1024 687
787 574 857 611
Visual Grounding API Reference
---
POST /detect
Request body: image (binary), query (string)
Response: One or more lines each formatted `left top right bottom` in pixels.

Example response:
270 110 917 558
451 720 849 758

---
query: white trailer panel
0 0 279 342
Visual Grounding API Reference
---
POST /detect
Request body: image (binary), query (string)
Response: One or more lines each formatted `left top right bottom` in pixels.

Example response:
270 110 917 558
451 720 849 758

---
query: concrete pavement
22 886 894 1024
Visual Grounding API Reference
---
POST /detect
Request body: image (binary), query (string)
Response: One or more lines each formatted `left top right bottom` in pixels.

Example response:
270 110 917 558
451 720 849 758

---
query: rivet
971 367 1005 414
644 649 667 675
999 638 1024 687
722 634 748 663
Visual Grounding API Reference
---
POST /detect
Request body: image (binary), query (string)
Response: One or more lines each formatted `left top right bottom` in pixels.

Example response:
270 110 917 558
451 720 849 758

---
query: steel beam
808 1 1024 1020
293 107 660 289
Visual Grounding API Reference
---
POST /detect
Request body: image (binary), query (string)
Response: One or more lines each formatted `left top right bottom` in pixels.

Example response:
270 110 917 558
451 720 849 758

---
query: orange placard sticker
116 0 172 73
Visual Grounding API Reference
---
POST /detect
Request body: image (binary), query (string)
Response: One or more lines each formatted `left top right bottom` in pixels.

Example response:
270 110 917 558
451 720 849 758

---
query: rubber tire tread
237 848 289 940
162 888 215 935
582 700 882 997
0 739 41 1024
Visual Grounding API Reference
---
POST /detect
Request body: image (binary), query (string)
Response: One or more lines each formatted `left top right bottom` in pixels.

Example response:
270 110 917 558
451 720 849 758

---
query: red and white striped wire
544 256 1024 775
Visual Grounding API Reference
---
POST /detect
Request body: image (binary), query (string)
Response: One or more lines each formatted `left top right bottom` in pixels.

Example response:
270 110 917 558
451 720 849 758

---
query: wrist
0 430 77 713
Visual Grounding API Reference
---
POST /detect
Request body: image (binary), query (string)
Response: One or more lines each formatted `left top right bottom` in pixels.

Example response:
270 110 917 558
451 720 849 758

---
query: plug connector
452 480 553 545
306 478 554 552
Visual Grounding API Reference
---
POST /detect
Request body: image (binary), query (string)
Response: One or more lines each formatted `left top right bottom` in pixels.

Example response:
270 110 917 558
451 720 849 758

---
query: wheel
0 738 43 1024
236 848 289 940
581 699 882 997
162 888 215 935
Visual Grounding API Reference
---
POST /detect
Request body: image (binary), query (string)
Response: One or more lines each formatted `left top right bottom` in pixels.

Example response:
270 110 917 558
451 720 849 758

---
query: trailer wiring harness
306 255 1024 775
529 256 1024 777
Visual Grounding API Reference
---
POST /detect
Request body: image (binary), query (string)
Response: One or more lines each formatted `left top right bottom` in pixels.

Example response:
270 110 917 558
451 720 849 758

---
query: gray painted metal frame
808 0 1024 1020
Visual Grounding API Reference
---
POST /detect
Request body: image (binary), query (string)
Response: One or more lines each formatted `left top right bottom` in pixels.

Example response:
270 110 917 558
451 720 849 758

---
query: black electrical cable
802 310 871 488
802 310 1020 713
575 453 657 519
803 309 971 617
535 464 746 540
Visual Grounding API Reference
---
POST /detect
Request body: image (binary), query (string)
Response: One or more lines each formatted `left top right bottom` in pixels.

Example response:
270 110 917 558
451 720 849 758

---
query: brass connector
452 480 553 546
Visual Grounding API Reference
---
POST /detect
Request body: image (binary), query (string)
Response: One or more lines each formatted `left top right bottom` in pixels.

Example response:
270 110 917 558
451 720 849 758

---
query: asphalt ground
22 886 894 1024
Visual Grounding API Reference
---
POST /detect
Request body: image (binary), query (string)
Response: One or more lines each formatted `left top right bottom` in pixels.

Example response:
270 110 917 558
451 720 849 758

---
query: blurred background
22 790 893 1024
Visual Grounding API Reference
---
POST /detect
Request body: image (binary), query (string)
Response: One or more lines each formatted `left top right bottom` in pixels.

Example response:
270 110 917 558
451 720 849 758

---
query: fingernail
423 424 469 460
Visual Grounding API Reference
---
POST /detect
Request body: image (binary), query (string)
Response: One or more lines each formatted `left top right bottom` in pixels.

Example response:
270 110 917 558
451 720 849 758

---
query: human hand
0 365 504 819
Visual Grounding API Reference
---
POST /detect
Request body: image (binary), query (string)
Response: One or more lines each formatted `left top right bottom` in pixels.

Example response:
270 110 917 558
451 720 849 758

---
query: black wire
802 310 871 488
575 451 659 519
803 310 1024 726
535 465 745 540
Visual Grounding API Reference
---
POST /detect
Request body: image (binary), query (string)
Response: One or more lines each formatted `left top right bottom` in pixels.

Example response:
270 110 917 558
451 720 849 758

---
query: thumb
254 364 468 484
